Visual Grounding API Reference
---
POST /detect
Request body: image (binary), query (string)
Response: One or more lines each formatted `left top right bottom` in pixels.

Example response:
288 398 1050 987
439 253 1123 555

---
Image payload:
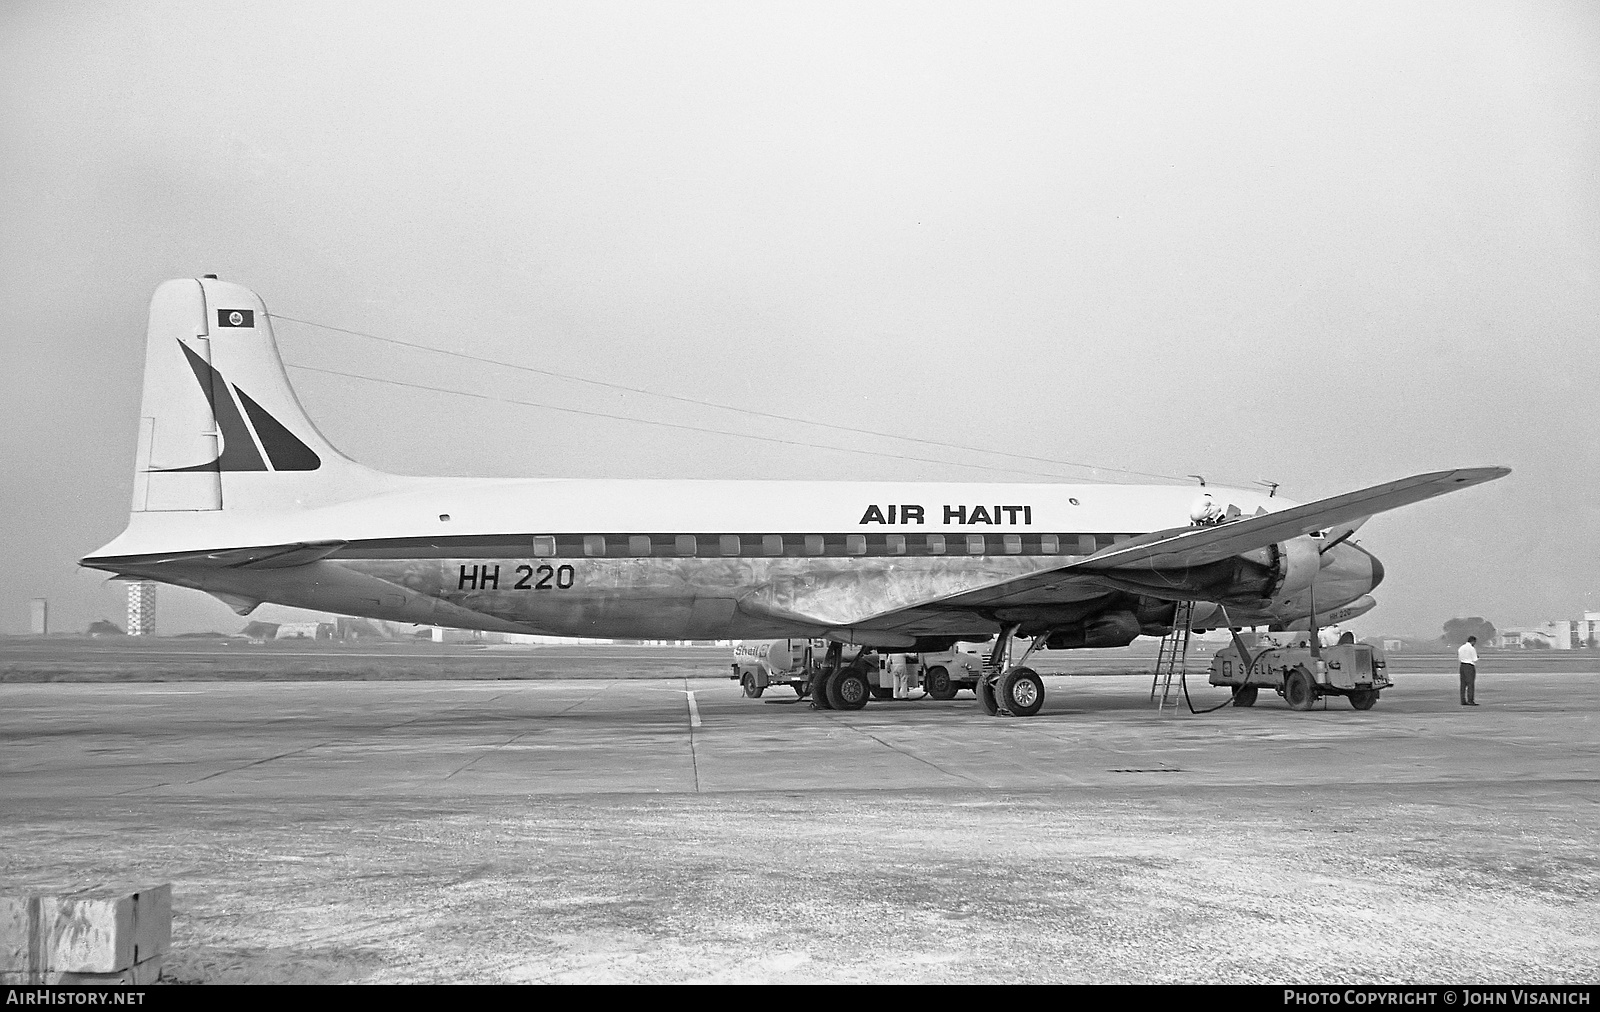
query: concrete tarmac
3 672 1598 983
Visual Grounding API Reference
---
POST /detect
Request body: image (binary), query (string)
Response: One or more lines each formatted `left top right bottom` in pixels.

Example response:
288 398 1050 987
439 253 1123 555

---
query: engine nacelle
1045 610 1142 649
1239 536 1321 603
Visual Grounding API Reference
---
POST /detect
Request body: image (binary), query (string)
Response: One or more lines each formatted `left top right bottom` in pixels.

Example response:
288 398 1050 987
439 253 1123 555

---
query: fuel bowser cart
1208 634 1391 711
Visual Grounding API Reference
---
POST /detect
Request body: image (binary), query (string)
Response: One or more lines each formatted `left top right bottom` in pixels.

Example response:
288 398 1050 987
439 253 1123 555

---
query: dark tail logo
153 340 321 473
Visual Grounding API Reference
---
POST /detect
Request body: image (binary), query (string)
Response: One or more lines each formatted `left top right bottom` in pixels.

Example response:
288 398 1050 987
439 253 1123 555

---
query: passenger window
846 534 866 556
1003 534 1022 554
1113 534 1130 544
1077 534 1096 555
532 536 556 558
584 535 606 557
805 535 824 556
885 534 906 555
676 535 698 556
763 535 783 556
628 535 651 556
720 535 741 557
1039 534 1059 554
966 535 985 555
926 534 946 555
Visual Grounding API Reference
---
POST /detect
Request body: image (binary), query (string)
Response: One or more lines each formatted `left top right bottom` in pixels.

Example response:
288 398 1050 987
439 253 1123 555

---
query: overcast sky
2 1 1595 638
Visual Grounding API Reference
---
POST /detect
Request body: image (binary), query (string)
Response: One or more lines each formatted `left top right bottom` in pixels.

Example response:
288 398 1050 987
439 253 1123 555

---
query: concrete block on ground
0 885 171 983
0 955 165 986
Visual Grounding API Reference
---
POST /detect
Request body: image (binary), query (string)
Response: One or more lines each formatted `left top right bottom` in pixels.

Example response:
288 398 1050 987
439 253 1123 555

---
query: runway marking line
681 681 702 794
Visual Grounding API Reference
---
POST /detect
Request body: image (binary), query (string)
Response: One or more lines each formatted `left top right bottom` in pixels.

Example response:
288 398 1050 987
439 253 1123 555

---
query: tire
794 683 809 699
1349 689 1379 711
811 668 836 709
926 666 957 700
997 667 1045 717
869 686 895 700
740 674 763 698
977 676 999 716
1232 685 1258 708
1285 667 1318 711
828 667 871 711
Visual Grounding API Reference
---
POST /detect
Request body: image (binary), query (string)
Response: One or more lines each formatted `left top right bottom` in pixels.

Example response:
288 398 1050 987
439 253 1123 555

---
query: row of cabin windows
526 532 1133 559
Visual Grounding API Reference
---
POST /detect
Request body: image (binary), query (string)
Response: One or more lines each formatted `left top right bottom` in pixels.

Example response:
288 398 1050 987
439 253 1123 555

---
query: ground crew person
1458 635 1479 705
891 653 915 698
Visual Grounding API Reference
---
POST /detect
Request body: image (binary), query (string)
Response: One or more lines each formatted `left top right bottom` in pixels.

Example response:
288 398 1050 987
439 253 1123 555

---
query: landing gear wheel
1349 689 1379 711
1232 685 1258 708
828 667 871 711
977 676 999 716
811 669 836 709
926 666 957 700
1285 667 1318 711
869 686 895 700
740 674 764 698
996 667 1044 717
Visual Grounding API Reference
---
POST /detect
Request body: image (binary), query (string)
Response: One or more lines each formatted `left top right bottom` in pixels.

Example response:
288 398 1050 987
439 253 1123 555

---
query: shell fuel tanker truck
1207 634 1391 710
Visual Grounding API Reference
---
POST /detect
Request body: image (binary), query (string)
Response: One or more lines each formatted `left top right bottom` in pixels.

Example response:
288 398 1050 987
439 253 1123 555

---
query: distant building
28 598 48 635
239 621 280 642
1498 613 1600 649
273 621 335 640
127 582 155 636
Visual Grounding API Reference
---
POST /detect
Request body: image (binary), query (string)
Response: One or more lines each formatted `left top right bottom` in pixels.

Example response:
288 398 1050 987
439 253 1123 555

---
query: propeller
1317 515 1371 555
1219 605 1260 677
1308 574 1321 661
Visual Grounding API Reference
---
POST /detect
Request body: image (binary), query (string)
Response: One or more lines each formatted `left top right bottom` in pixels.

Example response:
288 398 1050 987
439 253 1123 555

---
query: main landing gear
977 625 1048 718
810 630 1051 718
810 643 870 712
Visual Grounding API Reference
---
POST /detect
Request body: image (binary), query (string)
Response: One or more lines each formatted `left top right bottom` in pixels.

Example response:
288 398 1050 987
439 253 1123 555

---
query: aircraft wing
829 467 1510 631
1070 466 1508 572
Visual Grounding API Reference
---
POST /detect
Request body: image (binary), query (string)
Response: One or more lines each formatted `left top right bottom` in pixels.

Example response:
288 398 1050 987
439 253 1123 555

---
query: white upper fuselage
90 477 1285 560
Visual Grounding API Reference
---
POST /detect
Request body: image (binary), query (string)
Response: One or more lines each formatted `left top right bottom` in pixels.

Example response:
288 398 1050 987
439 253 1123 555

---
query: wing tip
1448 466 1512 485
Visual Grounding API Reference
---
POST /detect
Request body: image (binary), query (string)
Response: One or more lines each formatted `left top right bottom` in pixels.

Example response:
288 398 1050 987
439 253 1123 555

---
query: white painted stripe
685 690 702 729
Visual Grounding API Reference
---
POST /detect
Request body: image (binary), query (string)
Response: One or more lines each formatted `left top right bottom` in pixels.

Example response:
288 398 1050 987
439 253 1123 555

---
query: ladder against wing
1151 600 1196 712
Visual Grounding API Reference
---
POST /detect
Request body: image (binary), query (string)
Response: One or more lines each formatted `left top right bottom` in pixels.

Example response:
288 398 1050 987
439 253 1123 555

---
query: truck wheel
794 683 809 699
998 667 1044 717
740 674 763 698
926 666 957 700
828 667 870 710
1285 667 1318 711
977 676 999 716
869 686 895 700
1349 689 1379 711
1232 685 1258 708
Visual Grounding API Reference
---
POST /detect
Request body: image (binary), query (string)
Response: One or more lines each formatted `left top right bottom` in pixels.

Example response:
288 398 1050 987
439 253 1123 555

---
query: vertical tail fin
132 277 389 513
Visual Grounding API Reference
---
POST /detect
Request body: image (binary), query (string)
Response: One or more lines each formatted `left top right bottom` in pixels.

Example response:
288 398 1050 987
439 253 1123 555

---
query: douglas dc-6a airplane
82 278 1508 716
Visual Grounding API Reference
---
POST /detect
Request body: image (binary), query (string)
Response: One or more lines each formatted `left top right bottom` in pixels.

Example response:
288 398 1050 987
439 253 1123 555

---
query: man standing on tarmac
1458 635 1480 706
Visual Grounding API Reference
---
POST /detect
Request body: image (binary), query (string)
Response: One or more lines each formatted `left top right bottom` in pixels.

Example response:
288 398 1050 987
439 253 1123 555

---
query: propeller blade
1308 578 1321 660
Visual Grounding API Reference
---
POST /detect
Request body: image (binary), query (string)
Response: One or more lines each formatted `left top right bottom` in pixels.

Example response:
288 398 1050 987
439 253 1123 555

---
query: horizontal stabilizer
83 541 347 574
1077 467 1509 572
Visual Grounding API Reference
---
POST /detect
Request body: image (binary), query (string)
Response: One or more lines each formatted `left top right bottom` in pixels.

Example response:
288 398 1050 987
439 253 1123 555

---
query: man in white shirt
1458 636 1480 706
